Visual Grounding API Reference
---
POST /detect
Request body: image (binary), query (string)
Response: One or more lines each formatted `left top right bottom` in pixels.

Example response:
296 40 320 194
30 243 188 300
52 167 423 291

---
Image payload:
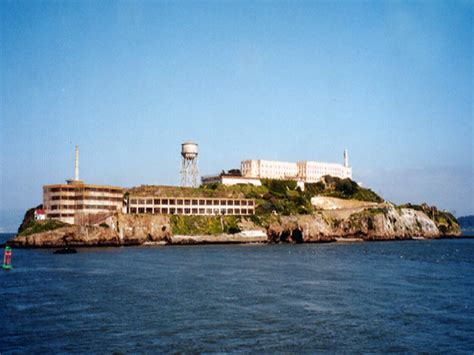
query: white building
127 196 255 216
34 209 46 221
240 160 299 180
241 150 352 183
201 174 262 186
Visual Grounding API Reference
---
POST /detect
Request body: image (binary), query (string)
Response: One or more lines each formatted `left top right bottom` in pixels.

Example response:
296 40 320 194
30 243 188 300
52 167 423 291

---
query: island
8 176 461 248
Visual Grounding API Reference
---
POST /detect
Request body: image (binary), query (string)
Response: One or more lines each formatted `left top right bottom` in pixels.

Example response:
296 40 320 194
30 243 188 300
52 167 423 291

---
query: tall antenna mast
75 145 80 181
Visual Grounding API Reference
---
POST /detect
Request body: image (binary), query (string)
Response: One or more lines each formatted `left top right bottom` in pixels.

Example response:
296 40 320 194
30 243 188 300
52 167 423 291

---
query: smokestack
344 149 349 168
75 145 79 181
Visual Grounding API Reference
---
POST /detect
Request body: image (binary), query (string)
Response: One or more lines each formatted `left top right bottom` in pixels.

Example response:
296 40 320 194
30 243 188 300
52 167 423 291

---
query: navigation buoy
2 246 12 270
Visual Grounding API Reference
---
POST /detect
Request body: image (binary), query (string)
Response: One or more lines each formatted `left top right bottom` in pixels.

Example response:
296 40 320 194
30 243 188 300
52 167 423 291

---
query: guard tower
180 142 199 187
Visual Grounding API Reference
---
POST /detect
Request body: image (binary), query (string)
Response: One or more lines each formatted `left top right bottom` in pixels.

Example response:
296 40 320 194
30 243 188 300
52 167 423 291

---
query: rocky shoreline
8 201 461 248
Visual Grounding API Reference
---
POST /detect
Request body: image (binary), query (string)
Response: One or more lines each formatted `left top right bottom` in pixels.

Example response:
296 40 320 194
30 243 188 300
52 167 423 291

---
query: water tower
180 141 199 187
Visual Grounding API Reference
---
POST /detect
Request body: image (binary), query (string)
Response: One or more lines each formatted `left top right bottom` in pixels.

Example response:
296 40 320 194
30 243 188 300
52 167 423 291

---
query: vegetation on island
305 176 383 203
130 176 383 227
18 219 68 237
170 215 242 235
204 176 383 216
17 204 43 234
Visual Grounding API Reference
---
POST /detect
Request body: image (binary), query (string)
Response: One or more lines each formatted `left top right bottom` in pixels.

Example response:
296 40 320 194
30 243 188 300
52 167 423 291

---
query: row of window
49 205 119 211
50 196 122 202
129 198 254 206
47 187 122 193
129 207 254 215
47 213 74 218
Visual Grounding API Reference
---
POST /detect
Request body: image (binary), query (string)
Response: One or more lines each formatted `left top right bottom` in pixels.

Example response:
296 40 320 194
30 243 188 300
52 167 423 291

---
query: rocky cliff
9 201 461 248
267 203 459 243
10 214 171 248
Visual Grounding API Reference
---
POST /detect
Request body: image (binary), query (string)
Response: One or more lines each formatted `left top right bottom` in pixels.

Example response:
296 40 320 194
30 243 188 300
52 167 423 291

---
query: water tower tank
181 142 198 159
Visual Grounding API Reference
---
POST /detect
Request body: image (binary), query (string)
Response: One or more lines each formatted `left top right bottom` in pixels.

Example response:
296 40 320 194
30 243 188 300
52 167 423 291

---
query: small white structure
180 141 199 188
34 209 46 220
201 174 262 186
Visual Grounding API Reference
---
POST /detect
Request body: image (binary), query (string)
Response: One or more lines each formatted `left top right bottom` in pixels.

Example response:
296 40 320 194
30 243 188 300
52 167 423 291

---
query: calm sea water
1 233 473 353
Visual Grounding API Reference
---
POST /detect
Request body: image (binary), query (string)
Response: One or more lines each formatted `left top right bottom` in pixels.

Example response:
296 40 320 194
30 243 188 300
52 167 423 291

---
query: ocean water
1 233 473 352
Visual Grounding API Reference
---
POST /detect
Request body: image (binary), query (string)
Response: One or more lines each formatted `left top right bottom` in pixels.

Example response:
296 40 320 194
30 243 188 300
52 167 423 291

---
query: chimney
344 149 349 168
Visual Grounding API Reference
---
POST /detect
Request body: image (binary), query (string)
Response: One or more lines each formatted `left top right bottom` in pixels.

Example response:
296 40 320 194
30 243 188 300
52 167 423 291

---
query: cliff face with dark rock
9 198 461 248
12 225 120 248
10 214 172 248
267 204 457 243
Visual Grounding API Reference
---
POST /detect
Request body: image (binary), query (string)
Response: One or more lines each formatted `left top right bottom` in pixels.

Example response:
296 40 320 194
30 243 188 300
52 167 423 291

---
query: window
199 200 205 205
162 199 169 205
206 200 212 205
177 199 183 205
185 208 190 214
146 199 152 204
184 199 190 205
192 208 198 214
169 199 175 205
192 199 198 205
213 200 219 205
177 208 183 214
146 208 153 214
138 207 145 214
220 200 227 206
154 199 160 205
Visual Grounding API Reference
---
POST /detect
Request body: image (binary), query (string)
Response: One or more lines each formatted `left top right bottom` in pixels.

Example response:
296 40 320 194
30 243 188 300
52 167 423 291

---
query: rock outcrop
9 201 461 248
10 214 172 248
11 225 120 248
267 203 460 243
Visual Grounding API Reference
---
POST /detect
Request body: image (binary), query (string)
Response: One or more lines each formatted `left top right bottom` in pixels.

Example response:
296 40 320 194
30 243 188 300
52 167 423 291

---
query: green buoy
2 245 13 270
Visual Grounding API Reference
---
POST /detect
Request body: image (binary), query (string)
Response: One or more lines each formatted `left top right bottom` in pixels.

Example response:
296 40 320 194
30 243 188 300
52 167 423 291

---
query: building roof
43 183 124 191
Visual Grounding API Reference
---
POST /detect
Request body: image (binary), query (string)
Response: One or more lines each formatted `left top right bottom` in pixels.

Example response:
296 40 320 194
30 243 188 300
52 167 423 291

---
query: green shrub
170 215 245 235
315 176 383 203
19 219 68 236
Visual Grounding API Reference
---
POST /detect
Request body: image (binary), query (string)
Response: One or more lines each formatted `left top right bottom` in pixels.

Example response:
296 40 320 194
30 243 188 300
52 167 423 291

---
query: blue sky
1 0 472 229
